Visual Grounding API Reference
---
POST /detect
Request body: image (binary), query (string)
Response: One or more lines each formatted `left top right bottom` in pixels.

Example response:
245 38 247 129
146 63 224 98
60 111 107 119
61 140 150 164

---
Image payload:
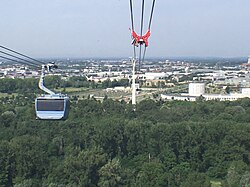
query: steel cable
148 0 156 30
0 45 44 66
0 50 40 68
0 55 38 68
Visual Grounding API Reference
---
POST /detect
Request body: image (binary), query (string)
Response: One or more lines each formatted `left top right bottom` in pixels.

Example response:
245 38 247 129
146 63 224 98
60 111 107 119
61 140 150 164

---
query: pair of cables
0 45 45 69
129 0 156 70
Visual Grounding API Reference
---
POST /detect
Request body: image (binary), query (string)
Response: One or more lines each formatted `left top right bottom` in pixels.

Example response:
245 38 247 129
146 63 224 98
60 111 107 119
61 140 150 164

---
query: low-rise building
161 82 250 102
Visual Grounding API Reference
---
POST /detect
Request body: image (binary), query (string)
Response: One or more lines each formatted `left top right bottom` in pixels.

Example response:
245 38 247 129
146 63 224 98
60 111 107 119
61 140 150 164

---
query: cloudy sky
1 0 250 58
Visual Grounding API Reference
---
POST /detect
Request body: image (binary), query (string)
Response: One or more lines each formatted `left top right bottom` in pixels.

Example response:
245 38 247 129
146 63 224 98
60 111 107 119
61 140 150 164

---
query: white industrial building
161 83 250 102
188 83 205 96
137 72 170 80
161 94 197 101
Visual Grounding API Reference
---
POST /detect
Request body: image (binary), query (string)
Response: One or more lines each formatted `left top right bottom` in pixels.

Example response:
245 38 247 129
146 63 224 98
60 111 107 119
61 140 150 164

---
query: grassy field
211 181 222 187
0 93 18 98
55 86 165 102
70 89 132 101
0 86 167 103
55 87 89 93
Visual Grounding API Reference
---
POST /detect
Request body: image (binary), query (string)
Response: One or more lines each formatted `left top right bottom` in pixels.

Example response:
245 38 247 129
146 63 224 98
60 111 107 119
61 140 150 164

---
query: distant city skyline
1 0 250 58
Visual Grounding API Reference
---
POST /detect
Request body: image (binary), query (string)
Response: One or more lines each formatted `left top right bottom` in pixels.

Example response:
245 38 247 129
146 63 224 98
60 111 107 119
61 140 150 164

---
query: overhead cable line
0 50 40 68
0 55 38 68
0 45 45 66
129 0 135 31
140 0 145 37
138 0 145 68
129 0 137 60
148 0 156 30
129 0 156 70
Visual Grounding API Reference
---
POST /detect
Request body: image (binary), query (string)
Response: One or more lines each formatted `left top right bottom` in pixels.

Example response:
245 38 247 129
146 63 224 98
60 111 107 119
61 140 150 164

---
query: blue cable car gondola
35 64 70 120
35 94 69 120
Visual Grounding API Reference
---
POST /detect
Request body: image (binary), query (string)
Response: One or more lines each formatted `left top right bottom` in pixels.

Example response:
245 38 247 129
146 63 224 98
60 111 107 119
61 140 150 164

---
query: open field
211 181 222 187
0 93 18 98
67 88 131 101
55 87 89 93
0 86 175 103
65 87 166 102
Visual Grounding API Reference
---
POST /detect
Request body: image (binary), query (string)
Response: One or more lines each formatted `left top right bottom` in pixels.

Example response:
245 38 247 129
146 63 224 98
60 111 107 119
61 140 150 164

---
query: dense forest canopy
0 77 249 186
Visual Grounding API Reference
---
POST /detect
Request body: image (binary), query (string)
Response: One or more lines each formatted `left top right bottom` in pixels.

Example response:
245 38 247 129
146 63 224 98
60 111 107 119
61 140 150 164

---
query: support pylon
132 58 136 105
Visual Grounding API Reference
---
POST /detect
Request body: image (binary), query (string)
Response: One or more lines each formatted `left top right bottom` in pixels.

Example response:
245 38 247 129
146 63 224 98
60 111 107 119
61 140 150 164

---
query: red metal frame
131 30 151 47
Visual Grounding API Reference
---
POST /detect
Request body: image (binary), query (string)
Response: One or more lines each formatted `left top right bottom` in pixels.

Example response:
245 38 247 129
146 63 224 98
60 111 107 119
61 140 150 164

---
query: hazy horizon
1 0 250 58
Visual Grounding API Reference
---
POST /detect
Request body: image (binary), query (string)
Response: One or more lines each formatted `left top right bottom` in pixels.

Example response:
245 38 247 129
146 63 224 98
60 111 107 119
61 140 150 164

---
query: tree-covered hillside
0 79 249 186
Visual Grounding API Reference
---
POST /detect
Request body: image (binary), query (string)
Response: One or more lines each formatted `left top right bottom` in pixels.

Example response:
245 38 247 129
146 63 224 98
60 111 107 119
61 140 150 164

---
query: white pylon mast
132 58 136 105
